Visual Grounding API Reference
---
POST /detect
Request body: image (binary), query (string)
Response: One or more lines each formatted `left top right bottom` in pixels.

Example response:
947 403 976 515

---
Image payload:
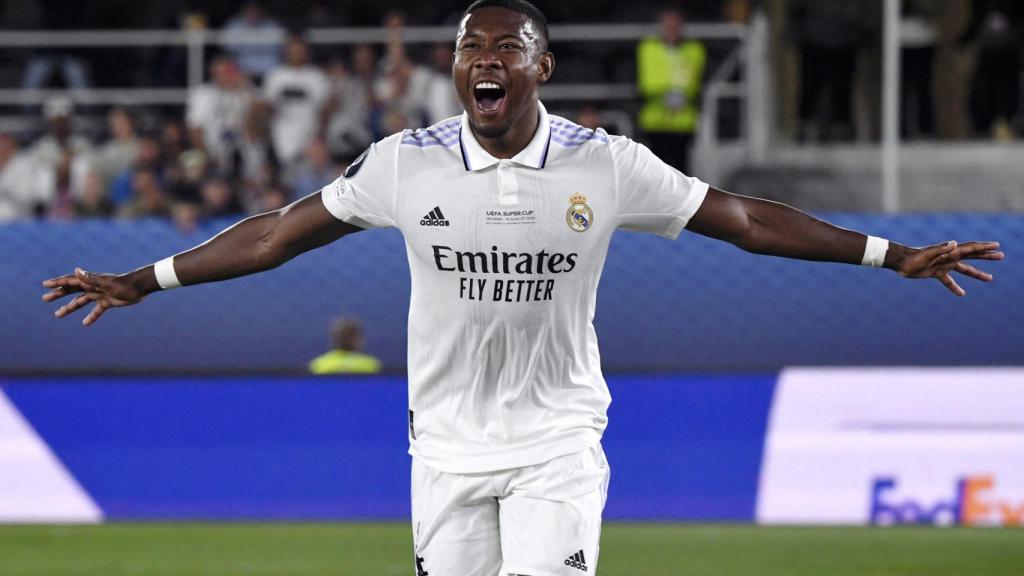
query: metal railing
0 22 748 105
0 20 764 180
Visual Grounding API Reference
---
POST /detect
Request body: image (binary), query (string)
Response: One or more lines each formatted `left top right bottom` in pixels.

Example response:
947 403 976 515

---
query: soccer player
43 1 1003 574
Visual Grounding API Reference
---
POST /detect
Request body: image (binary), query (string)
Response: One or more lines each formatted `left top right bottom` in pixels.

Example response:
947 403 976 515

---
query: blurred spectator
30 97 92 207
258 183 291 212
637 8 706 173
263 36 330 167
169 149 210 206
90 107 140 188
309 316 382 375
424 43 462 124
20 0 90 91
790 1 875 142
577 105 602 130
73 172 115 218
325 46 376 159
109 137 164 206
118 170 170 219
966 0 1024 139
288 138 338 196
0 134 50 220
160 120 188 167
186 56 253 173
902 2 942 139
231 101 280 215
198 177 244 218
375 11 433 133
222 2 284 82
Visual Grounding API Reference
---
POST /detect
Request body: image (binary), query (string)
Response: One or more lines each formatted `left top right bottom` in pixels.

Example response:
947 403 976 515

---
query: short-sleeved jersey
321 102 708 473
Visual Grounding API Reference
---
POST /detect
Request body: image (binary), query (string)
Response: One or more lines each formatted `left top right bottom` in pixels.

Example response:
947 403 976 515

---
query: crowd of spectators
0 7 462 227
2 0 1022 222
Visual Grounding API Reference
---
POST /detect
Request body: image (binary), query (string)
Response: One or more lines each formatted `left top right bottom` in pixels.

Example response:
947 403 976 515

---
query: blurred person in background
309 316 382 375
19 0 90 93
263 36 330 168
324 46 377 160
198 177 244 219
637 7 706 173
186 56 252 175
160 120 188 167
222 1 284 83
901 1 942 139
375 11 433 134
0 133 50 220
90 107 140 189
31 97 92 207
169 149 210 207
288 137 338 198
576 104 602 130
257 183 291 212
109 137 164 207
789 1 875 142
232 100 279 191
117 169 170 219
965 0 1024 139
425 43 463 124
73 172 115 218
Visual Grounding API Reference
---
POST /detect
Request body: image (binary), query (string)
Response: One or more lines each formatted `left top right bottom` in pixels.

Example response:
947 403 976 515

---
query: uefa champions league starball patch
566 193 593 232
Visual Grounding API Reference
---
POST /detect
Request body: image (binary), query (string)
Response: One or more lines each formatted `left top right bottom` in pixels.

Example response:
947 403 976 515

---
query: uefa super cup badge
566 193 593 233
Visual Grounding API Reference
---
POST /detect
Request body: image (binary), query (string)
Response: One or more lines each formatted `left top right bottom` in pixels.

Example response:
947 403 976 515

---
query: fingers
42 286 76 302
954 261 993 282
926 241 959 269
938 273 965 297
82 300 110 326
42 274 85 290
54 292 98 319
42 268 100 299
958 241 1005 261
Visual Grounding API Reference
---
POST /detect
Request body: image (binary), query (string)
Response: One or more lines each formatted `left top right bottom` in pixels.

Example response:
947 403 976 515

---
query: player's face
453 7 553 139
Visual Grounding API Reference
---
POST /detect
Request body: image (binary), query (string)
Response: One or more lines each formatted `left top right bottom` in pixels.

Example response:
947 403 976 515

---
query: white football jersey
321 102 708 473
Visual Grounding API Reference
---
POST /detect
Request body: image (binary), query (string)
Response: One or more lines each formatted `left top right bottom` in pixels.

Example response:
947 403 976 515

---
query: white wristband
861 236 889 268
154 256 182 290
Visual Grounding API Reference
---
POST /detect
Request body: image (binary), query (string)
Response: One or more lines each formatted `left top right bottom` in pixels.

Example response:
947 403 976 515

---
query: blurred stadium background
1 0 1022 574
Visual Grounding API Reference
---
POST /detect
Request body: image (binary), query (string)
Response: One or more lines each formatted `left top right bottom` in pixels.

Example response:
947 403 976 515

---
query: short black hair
462 0 549 51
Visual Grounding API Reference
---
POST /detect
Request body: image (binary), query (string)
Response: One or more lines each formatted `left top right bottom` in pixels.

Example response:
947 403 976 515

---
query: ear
537 51 555 84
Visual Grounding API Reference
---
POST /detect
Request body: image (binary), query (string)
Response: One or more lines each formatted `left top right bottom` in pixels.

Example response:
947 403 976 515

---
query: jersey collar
459 101 552 172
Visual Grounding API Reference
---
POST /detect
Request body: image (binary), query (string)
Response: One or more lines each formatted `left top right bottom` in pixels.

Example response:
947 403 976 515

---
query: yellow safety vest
637 37 706 133
309 350 382 375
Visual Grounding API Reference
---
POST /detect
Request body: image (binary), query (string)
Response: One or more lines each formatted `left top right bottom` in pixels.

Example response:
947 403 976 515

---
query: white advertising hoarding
756 368 1024 526
0 389 102 523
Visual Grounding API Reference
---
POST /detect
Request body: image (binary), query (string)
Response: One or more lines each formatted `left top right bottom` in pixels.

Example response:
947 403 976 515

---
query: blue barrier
3 374 776 521
3 215 1021 372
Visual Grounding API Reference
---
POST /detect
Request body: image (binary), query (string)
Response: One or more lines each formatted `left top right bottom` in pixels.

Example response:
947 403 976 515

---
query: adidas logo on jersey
420 207 450 227
564 549 588 571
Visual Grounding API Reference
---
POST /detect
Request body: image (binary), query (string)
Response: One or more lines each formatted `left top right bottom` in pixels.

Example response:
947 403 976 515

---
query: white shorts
411 444 610 576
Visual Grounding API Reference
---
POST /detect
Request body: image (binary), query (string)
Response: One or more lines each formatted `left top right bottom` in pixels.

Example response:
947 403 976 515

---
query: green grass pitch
1 523 1022 575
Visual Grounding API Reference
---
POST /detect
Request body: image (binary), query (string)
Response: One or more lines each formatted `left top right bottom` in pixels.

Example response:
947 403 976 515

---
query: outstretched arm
43 192 361 325
685 187 1004 296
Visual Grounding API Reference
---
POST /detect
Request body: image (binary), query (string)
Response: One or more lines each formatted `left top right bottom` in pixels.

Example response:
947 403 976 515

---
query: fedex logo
870 475 1024 526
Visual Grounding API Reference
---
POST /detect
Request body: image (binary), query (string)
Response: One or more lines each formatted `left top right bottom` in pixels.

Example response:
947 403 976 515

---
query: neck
473 101 539 159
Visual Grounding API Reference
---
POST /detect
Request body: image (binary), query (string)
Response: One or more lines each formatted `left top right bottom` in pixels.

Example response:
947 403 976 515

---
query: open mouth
473 81 507 113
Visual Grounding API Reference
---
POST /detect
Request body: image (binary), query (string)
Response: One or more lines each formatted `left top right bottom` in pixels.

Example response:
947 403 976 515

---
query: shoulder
547 114 610 149
399 116 463 150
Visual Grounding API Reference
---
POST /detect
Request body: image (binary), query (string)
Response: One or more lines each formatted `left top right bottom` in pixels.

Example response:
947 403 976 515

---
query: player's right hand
42 268 146 326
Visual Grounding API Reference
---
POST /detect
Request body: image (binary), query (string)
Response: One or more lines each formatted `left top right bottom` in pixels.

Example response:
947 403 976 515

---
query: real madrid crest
566 193 593 233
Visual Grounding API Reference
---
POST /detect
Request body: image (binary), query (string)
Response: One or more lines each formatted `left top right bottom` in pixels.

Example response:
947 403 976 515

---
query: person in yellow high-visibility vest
309 316 382 374
637 8 706 174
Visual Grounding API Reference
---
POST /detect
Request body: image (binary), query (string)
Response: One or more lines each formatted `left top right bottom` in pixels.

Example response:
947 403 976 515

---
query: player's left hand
896 241 1004 297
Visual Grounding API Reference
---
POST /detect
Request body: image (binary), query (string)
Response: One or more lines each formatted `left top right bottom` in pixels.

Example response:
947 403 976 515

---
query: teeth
475 81 501 90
